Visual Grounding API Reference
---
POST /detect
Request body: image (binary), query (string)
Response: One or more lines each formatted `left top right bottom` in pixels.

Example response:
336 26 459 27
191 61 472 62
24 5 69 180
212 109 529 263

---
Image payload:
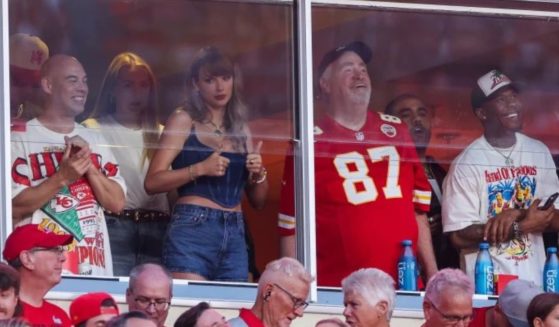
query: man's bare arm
86 167 125 213
449 224 486 250
416 212 438 279
13 145 91 223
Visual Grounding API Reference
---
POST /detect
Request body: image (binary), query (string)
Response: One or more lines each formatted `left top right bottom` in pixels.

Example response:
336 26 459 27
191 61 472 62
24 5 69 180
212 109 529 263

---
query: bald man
126 263 173 327
10 55 126 276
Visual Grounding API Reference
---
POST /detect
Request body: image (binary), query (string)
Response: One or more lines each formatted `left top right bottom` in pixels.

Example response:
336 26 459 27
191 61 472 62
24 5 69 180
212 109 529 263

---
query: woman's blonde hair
89 52 161 167
185 46 247 152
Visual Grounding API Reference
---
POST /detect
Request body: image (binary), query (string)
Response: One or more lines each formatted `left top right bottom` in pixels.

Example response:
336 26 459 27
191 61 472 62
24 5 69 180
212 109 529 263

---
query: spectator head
254 257 313 326
0 263 21 319
92 52 157 118
341 268 396 327
315 318 349 327
423 268 474 327
174 302 229 327
471 69 523 133
527 293 559 327
497 279 543 327
186 46 247 150
385 94 433 150
126 263 173 327
317 41 372 107
107 311 156 327
69 292 119 327
40 54 88 118
9 33 49 118
3 224 72 288
89 51 160 165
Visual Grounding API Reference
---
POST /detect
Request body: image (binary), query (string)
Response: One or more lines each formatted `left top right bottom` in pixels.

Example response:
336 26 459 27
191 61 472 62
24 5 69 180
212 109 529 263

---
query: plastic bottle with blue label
397 239 417 291
544 247 559 293
474 242 494 295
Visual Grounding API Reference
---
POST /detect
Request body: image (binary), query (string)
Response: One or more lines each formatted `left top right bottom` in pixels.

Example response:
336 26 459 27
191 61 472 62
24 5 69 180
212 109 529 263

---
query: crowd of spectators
5 26 559 326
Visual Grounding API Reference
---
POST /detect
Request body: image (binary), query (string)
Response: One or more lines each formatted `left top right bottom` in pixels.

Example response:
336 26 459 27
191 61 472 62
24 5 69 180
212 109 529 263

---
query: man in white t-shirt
442 69 559 286
11 55 126 276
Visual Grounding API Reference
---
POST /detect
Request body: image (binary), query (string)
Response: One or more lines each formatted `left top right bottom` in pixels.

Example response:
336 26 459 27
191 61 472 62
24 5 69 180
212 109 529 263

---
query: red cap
70 292 119 325
2 224 73 262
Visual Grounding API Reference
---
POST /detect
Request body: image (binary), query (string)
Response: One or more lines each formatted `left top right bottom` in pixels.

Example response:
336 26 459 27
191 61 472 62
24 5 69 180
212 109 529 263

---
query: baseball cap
9 33 49 85
471 69 519 109
70 292 119 326
10 33 49 70
2 224 73 262
499 279 543 327
317 41 373 79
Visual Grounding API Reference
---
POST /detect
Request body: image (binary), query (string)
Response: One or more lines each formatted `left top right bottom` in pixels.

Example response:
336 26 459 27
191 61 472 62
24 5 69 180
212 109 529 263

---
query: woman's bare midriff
175 195 242 212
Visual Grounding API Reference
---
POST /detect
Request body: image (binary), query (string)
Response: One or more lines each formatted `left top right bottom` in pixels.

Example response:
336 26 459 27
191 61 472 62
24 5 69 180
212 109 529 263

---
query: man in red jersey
278 41 437 286
3 224 73 326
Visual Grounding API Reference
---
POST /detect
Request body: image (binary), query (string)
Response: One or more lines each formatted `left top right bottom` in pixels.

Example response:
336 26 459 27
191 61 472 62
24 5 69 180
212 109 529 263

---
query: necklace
206 121 225 137
489 141 516 167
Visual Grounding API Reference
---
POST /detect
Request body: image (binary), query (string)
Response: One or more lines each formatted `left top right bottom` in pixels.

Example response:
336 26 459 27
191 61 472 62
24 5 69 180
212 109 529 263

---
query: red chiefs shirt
278 111 431 286
21 300 72 327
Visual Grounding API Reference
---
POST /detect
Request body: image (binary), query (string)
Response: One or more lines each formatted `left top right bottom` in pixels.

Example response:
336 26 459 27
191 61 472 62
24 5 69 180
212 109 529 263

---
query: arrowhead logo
50 194 79 213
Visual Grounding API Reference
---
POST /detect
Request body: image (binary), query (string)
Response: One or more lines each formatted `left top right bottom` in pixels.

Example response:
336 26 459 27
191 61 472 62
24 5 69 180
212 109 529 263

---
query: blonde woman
83 52 170 276
145 46 268 281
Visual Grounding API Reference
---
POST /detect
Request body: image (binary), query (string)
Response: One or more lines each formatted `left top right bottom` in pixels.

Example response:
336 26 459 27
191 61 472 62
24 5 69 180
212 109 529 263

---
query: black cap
317 41 373 79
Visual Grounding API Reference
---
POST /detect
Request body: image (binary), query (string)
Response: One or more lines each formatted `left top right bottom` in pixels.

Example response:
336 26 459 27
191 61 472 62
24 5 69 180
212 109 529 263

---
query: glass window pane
310 3 559 287
8 0 295 281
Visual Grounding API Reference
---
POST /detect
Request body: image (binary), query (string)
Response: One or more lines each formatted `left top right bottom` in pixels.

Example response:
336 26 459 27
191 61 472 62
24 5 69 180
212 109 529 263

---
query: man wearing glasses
126 263 173 327
229 257 312 327
3 224 74 326
422 268 474 327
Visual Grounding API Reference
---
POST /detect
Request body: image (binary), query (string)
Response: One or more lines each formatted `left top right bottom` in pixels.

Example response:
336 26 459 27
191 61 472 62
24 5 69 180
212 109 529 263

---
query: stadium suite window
7 0 295 281
5 0 559 289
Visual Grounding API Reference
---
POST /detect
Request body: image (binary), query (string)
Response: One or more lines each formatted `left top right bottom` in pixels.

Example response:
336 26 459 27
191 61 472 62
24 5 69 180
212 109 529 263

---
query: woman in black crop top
145 47 268 282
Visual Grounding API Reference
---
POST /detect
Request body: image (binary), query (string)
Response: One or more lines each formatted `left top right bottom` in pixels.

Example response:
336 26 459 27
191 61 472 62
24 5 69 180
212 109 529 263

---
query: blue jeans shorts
162 204 248 281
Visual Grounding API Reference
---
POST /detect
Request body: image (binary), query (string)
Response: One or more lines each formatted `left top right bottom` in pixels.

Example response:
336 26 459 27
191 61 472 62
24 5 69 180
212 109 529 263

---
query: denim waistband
172 203 243 220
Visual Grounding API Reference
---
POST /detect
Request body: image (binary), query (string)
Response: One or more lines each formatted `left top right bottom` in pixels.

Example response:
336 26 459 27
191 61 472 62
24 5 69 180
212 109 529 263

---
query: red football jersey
278 111 431 286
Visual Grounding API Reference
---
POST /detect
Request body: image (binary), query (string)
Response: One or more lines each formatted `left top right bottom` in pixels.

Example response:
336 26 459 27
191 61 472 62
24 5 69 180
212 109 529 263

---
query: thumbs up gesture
201 145 230 177
246 141 264 176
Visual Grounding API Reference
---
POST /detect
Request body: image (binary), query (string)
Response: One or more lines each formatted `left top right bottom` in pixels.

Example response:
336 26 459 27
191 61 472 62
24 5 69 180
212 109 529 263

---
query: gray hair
424 268 474 306
341 268 396 321
258 257 313 289
129 263 173 295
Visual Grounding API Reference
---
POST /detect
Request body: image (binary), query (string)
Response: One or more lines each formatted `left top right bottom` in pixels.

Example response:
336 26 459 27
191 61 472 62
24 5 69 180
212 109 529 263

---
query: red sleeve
399 124 432 213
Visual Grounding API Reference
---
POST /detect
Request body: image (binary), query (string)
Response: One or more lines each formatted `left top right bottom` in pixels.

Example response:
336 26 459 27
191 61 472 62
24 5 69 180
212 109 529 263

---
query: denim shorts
162 204 248 281
106 214 169 276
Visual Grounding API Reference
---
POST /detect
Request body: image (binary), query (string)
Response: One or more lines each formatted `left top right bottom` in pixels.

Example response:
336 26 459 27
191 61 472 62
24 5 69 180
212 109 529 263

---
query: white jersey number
333 146 402 205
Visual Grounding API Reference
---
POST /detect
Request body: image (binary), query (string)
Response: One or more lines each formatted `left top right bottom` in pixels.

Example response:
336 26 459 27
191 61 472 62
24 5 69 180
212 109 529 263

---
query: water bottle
475 242 494 295
397 239 417 291
544 247 559 292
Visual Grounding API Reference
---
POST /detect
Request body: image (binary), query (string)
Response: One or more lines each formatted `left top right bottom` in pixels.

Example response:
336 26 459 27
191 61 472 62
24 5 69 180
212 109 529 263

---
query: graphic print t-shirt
11 119 127 276
443 133 559 285
278 111 432 286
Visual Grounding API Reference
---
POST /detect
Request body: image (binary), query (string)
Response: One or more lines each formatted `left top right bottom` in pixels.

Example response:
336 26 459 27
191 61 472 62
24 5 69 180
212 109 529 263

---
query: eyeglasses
428 301 474 325
273 283 309 311
29 246 66 256
134 296 171 312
